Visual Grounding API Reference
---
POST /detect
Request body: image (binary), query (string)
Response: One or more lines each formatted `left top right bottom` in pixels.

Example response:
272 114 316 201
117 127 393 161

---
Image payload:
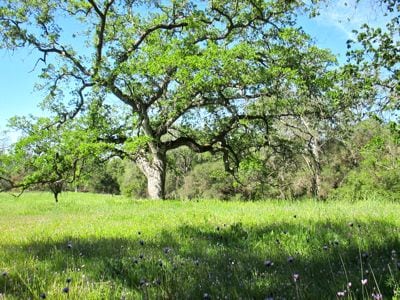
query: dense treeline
31 118 395 201
1 117 399 201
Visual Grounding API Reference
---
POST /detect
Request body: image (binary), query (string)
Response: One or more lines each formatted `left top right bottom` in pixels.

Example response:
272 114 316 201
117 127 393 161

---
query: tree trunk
49 180 63 203
310 140 322 199
300 117 323 199
136 151 167 199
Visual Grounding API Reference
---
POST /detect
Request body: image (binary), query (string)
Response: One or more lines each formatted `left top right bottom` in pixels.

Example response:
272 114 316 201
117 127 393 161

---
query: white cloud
316 0 392 39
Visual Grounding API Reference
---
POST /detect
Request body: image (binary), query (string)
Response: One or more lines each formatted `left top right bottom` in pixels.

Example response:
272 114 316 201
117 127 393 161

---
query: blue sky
0 48 43 128
0 0 391 141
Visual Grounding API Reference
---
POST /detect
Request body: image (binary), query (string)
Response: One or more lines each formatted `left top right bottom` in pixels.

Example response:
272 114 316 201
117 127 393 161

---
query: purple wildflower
372 293 383 300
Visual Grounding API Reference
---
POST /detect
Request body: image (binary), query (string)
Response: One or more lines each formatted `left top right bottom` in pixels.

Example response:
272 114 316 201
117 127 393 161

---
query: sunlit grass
0 192 399 299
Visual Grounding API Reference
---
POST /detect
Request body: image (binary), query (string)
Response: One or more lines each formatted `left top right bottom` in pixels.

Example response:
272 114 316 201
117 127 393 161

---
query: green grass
0 192 399 299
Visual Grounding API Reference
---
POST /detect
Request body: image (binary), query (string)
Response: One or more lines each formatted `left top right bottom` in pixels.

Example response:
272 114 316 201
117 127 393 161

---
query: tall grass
0 192 399 299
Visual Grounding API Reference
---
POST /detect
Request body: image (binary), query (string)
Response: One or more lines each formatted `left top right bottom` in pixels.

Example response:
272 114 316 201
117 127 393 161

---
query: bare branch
33 43 91 76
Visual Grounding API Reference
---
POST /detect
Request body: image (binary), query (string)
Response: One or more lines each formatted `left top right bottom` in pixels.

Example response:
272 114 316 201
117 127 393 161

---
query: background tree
0 0 326 199
236 29 362 199
78 157 123 195
332 119 400 200
346 0 399 115
0 115 113 201
0 133 9 155
0 133 13 191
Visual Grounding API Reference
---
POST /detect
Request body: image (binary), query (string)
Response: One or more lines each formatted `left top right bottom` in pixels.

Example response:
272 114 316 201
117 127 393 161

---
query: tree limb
117 22 188 63
88 0 115 75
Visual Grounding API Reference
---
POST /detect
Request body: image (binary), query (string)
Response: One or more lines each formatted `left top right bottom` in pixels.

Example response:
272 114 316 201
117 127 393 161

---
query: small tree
0 115 111 201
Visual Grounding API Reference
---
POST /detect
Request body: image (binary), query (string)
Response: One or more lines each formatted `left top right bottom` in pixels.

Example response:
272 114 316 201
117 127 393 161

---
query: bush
331 120 400 201
177 161 236 200
118 161 147 198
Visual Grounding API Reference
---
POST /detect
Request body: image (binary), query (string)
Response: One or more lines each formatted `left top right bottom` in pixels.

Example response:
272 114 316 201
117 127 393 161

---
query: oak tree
0 0 326 199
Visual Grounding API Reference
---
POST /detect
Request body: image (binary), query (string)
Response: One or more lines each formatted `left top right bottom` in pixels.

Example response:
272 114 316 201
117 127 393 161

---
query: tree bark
300 117 323 199
49 180 63 203
309 139 322 199
136 151 167 199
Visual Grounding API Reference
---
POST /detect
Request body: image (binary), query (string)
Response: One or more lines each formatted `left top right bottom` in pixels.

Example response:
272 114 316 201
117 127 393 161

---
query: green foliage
346 0 399 112
3 116 399 202
177 160 236 200
80 158 122 194
124 136 153 155
0 0 398 200
118 160 147 199
164 147 203 198
0 0 342 199
332 119 400 201
0 116 111 193
237 147 299 200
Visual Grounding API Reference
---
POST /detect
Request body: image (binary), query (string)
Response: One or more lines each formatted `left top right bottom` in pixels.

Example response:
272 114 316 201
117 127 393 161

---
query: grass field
0 192 399 299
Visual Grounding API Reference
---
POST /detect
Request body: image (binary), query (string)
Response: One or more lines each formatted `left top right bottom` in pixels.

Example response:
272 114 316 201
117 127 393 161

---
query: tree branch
145 67 177 108
117 22 188 63
88 0 115 75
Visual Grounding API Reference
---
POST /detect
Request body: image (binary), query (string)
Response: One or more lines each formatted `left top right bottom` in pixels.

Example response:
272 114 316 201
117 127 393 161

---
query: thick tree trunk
136 151 167 199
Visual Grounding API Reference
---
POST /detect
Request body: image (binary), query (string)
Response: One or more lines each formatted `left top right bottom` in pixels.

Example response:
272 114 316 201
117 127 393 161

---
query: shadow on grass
1 220 399 299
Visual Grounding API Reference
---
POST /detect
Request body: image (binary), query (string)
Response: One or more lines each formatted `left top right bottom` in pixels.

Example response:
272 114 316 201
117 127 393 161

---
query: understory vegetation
45 118 398 202
1 117 399 202
0 193 399 299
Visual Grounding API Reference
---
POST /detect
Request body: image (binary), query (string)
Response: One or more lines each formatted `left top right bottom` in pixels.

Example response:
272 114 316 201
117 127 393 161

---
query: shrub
118 161 147 198
177 161 236 200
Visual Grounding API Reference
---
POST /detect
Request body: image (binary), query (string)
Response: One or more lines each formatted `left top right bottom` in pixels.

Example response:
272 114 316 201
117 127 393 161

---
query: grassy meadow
0 192 399 299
